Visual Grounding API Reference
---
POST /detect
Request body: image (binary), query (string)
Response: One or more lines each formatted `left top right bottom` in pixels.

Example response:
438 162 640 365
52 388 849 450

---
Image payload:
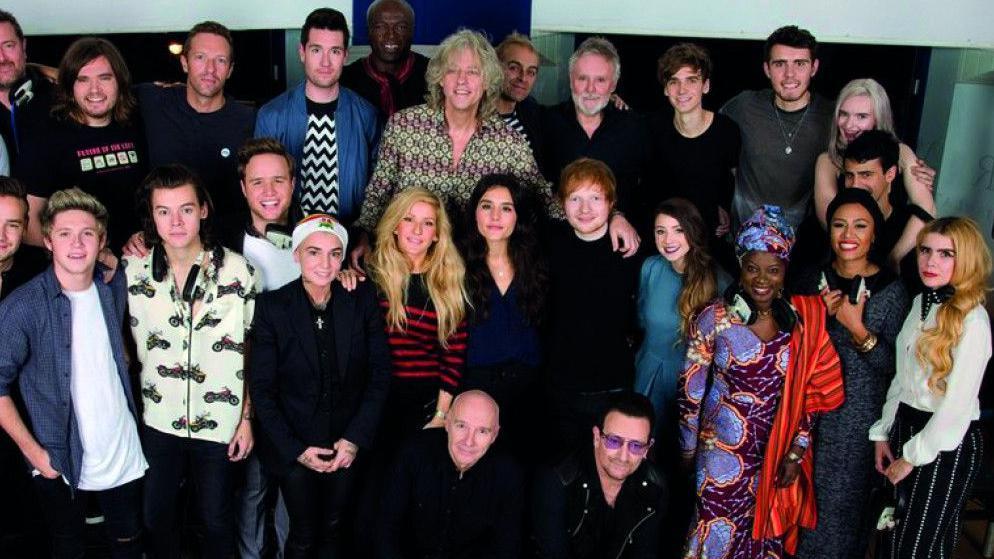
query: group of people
0 2 990 559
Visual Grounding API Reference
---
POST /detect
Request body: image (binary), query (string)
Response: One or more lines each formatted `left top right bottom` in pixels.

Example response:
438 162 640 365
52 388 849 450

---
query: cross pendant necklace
315 316 324 330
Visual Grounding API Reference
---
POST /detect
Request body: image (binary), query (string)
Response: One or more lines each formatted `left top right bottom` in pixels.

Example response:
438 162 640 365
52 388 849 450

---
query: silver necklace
772 96 810 155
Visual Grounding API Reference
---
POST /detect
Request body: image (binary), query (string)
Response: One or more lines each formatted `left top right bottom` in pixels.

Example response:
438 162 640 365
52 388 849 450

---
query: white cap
291 214 349 253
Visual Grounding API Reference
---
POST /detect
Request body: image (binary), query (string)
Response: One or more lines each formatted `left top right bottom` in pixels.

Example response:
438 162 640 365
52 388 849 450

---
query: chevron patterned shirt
301 99 340 216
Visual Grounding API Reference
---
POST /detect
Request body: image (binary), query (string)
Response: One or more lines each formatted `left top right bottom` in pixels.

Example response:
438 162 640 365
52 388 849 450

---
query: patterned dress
680 301 809 559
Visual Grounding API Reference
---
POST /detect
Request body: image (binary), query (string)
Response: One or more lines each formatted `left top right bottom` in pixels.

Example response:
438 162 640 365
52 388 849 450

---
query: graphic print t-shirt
16 116 148 250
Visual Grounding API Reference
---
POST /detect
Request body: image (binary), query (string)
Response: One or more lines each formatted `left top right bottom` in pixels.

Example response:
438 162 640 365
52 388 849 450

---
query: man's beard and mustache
572 92 609 117
0 60 25 90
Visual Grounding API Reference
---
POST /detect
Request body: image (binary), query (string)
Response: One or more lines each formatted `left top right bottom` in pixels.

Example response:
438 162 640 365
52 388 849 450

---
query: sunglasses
600 433 654 456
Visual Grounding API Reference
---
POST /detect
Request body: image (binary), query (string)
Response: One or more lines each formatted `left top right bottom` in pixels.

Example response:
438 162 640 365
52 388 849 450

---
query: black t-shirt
16 116 148 250
0 67 56 162
541 103 651 229
545 224 641 392
136 84 255 228
647 111 740 231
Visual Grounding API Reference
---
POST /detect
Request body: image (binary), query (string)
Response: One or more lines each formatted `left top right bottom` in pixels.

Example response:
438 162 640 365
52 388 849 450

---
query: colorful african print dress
679 301 810 559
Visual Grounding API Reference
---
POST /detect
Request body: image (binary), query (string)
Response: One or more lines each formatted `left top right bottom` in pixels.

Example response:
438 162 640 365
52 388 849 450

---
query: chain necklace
772 94 810 155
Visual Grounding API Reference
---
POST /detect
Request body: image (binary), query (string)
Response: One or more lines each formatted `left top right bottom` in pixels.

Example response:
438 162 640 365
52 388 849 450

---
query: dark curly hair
461 174 548 326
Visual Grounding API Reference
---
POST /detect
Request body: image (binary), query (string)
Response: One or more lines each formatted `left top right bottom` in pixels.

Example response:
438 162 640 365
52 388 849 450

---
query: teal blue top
635 255 730 418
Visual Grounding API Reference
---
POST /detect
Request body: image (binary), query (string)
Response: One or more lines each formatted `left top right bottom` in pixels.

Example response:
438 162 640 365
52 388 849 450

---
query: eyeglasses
600 433 654 456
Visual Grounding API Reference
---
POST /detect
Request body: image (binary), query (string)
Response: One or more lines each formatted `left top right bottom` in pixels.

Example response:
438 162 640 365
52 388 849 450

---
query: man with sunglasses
533 391 668 559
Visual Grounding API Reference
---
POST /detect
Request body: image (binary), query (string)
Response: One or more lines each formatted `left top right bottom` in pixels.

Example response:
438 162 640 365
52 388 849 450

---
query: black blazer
249 278 392 475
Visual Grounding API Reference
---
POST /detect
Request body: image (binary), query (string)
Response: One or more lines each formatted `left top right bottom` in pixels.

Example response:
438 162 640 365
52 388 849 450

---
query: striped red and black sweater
380 274 467 393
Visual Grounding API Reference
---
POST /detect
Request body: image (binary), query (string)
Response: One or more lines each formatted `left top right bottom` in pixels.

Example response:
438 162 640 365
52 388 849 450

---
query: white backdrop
6 0 993 49
532 0 994 49
5 0 351 35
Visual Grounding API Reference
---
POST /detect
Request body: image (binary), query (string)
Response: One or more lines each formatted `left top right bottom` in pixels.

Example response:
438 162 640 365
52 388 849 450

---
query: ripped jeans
32 475 143 559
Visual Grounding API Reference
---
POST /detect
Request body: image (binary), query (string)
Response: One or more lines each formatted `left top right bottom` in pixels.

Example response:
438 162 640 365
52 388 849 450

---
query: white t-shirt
66 283 147 491
242 233 300 291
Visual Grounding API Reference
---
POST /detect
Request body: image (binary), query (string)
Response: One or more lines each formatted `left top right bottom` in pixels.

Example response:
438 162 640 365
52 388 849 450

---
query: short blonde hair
40 187 108 238
425 29 503 122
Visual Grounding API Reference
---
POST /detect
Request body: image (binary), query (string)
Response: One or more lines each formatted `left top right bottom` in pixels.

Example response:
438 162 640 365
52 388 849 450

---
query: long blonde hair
827 78 896 167
369 188 468 347
915 217 992 393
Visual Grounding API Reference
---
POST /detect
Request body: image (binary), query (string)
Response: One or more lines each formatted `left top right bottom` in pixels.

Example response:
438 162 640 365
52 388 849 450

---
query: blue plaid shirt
0 265 138 489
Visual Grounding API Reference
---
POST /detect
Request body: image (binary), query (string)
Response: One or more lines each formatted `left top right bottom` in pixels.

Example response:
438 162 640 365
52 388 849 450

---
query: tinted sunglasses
600 433 654 456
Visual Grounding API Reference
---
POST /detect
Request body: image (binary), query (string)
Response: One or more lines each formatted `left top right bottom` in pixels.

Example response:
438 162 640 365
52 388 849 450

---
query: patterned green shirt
356 104 562 232
124 247 259 444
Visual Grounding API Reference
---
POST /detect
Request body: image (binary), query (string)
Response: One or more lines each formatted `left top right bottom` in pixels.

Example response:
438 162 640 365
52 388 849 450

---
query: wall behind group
10 0 991 50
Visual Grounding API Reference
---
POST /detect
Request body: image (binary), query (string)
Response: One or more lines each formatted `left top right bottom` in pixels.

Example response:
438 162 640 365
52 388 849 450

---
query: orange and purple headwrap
735 205 795 262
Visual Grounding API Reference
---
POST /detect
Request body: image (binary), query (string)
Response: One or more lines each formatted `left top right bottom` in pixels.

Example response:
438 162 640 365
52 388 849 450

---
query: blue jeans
33 475 143 559
142 426 236 558
236 453 289 558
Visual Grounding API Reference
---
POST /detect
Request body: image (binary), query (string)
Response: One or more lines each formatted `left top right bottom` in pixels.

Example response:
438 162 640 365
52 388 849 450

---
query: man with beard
533 391 668 559
541 37 647 252
341 0 428 121
0 10 56 162
721 25 833 231
18 37 147 252
136 21 255 231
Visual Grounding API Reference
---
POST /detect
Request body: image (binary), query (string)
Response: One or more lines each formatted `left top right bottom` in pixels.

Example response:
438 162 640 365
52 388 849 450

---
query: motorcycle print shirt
124 247 259 444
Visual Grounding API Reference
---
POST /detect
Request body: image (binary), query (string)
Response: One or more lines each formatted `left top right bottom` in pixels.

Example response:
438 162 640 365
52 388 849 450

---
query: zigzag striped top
300 99 340 215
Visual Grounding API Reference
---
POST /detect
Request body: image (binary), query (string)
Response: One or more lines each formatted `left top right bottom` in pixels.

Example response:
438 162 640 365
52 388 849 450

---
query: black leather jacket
533 450 668 559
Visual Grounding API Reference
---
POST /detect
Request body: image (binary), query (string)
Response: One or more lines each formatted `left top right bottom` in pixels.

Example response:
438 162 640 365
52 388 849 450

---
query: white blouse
868 295 992 466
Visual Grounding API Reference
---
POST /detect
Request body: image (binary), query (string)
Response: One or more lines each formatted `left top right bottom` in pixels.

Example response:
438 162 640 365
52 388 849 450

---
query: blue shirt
466 281 541 369
0 266 137 488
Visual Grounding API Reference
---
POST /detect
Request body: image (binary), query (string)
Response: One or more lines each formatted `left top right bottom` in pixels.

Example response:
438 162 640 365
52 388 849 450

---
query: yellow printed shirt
123 247 259 444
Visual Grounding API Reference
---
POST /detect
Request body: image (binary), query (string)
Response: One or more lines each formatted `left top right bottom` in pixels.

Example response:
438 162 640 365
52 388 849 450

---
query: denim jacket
254 83 380 225
0 265 137 489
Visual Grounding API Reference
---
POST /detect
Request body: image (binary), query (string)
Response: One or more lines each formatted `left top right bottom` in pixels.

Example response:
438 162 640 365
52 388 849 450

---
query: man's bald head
445 390 500 472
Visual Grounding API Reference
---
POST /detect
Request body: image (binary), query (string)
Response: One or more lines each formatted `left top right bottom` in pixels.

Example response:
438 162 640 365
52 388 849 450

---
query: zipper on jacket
571 483 591 537
614 508 656 559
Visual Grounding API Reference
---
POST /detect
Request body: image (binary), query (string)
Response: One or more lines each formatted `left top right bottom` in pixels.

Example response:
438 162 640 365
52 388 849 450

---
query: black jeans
280 461 359 558
142 426 236 558
462 362 537 459
33 475 143 559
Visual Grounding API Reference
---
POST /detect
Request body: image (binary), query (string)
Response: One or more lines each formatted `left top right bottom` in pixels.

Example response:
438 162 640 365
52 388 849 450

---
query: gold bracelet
433 409 446 420
855 332 878 353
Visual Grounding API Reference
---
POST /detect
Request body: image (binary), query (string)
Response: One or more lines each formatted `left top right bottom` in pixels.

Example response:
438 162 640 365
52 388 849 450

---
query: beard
572 92 609 117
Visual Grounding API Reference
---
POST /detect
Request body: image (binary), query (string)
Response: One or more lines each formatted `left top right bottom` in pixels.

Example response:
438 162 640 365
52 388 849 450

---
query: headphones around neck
151 244 221 303
723 283 798 331
9 77 33 108
819 267 869 305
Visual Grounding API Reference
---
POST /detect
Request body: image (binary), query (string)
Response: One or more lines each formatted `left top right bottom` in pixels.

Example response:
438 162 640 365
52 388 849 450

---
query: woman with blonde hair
368 187 469 443
814 78 936 229
869 216 992 558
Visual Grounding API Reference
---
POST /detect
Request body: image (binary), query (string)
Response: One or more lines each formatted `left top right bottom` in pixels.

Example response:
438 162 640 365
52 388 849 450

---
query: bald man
376 390 524 559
